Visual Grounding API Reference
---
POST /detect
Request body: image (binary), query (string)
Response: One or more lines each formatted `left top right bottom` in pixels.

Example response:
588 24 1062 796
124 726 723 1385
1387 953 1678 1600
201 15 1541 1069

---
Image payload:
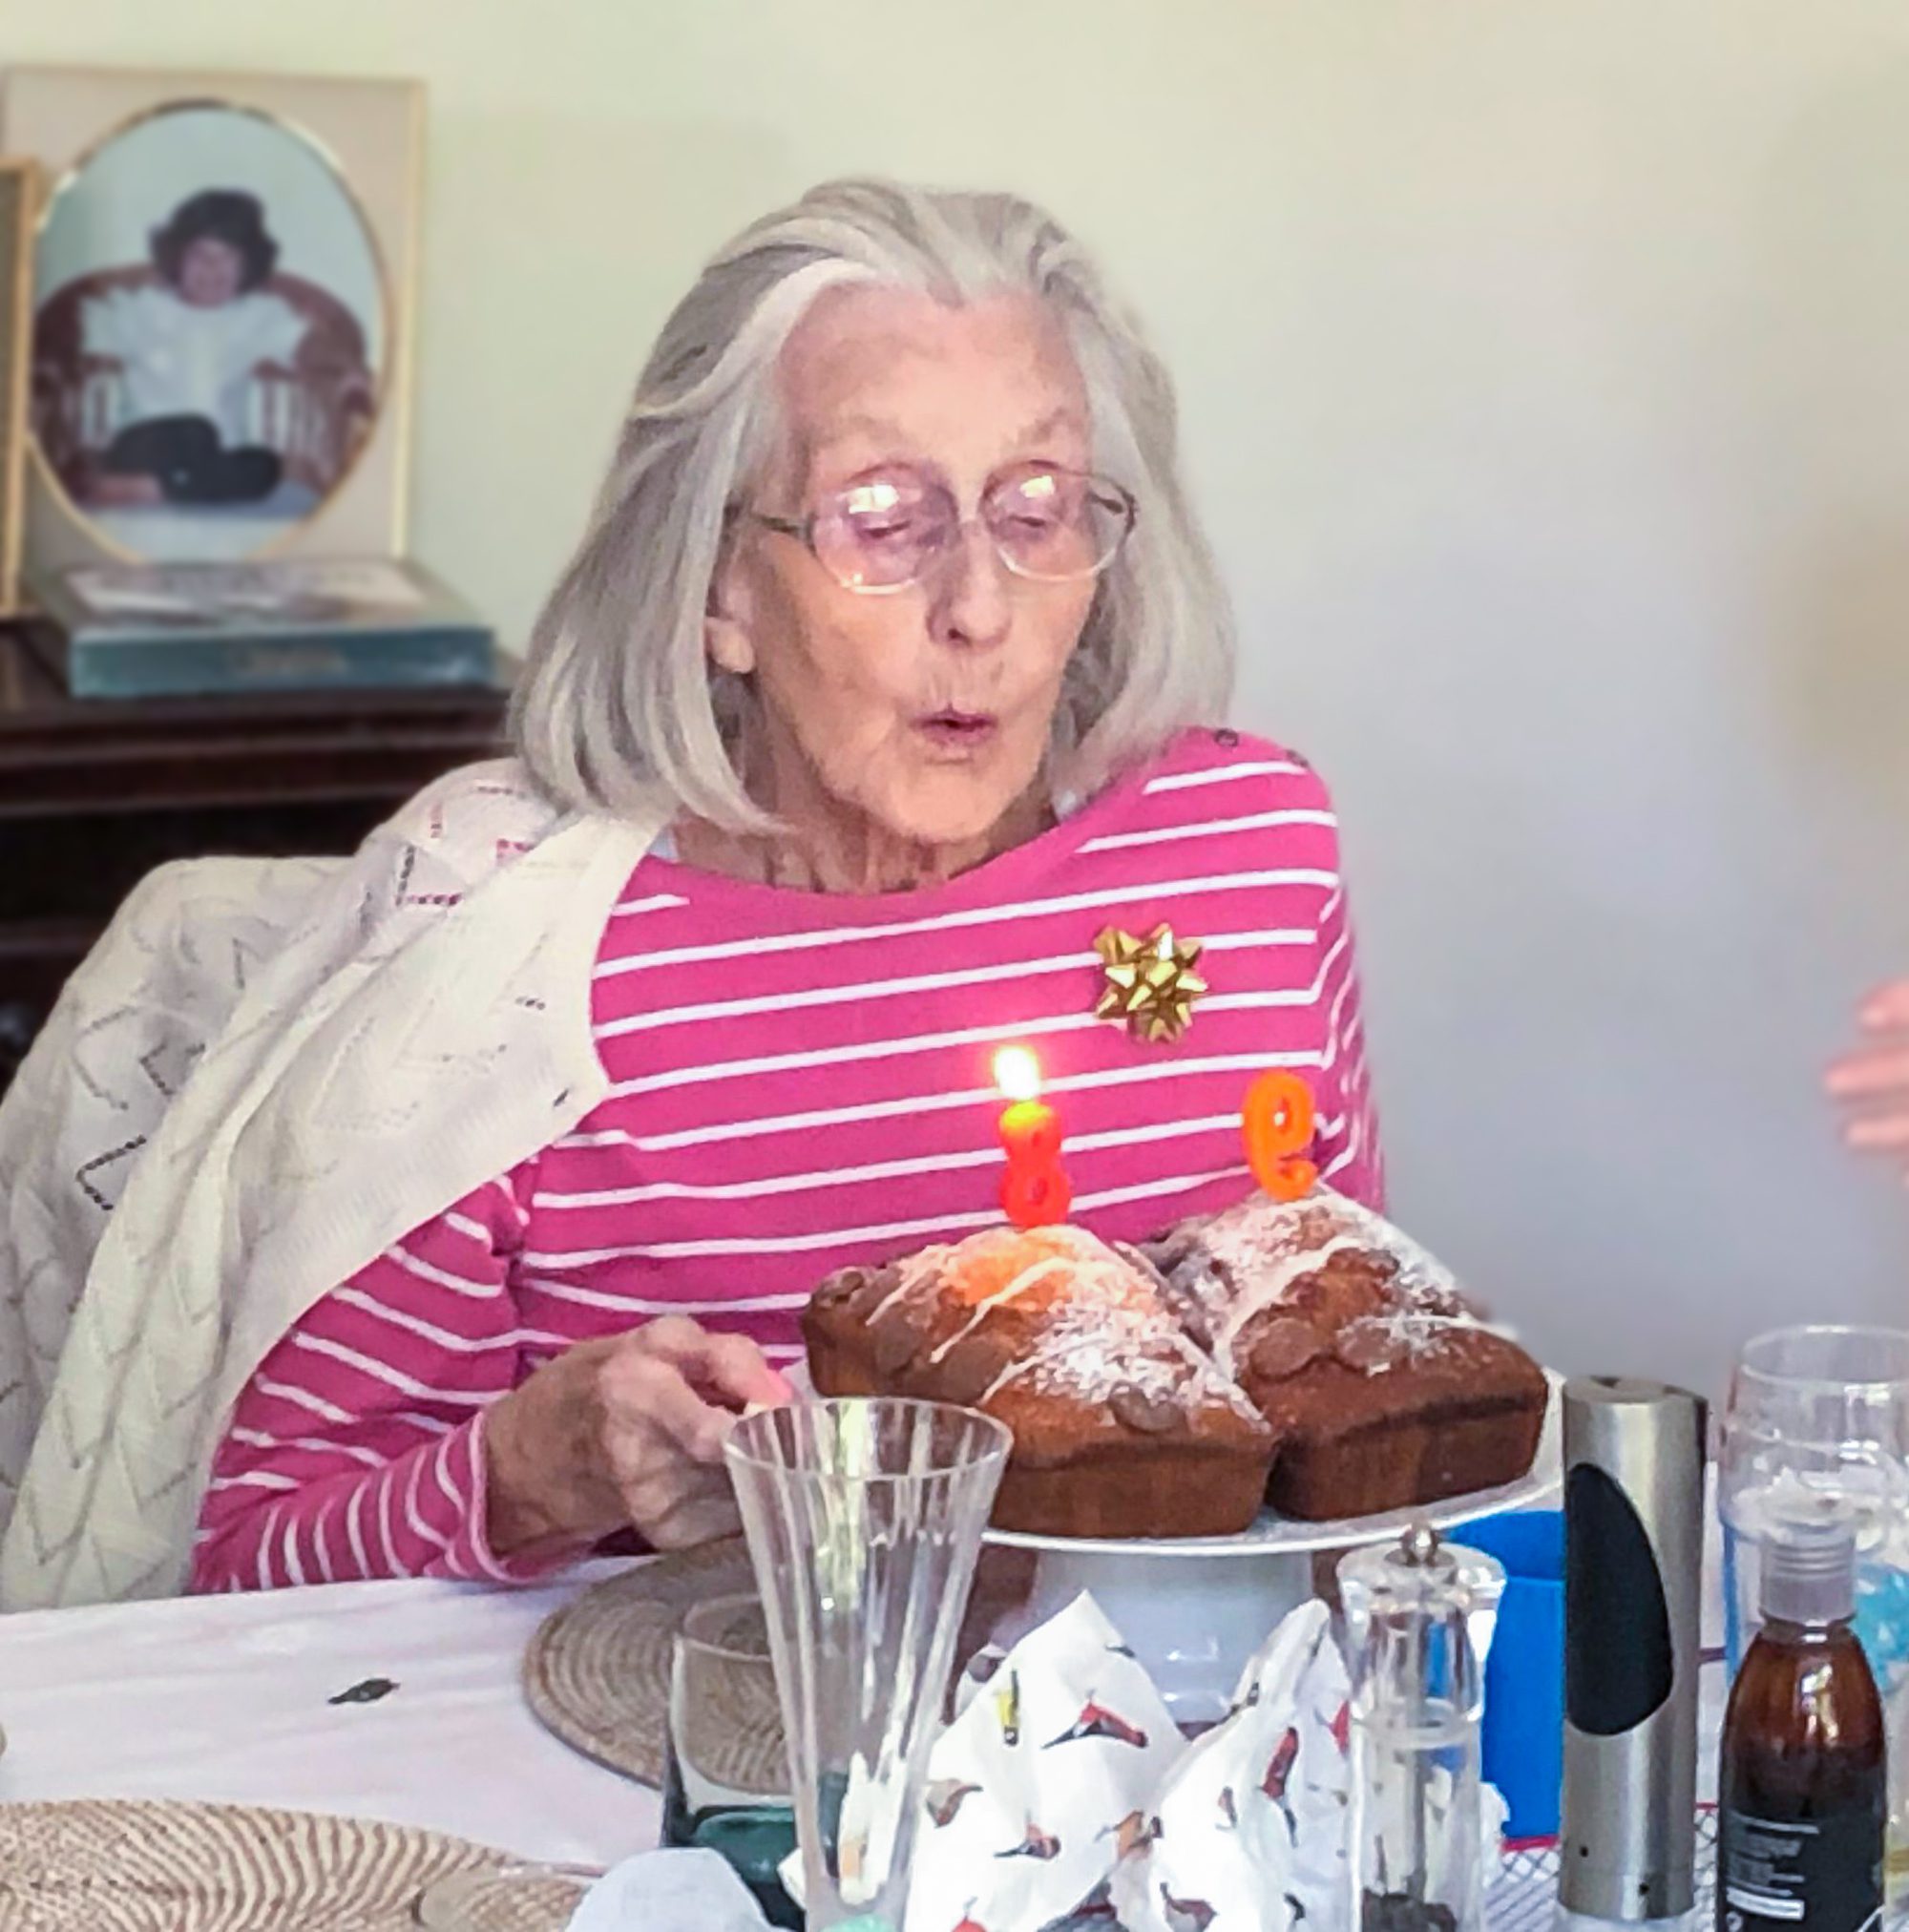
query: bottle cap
1759 1496 1858 1627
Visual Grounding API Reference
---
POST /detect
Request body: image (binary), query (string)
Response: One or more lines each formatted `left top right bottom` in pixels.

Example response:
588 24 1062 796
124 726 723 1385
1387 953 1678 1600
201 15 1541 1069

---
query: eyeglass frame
733 461 1139 597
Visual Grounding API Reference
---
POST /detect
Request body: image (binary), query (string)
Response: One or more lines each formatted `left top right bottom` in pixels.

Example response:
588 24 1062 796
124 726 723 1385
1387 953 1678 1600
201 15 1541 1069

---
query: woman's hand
483 1316 792 1559
1828 979 1909 1183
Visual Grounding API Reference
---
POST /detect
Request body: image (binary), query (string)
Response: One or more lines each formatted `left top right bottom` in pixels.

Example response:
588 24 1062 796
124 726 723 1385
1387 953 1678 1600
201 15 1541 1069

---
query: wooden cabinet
0 628 509 1090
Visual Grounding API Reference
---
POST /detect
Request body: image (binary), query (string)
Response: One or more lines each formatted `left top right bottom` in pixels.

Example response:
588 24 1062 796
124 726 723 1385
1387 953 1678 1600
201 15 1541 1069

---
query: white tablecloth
0 1563 658 1867
0 1510 1728 1876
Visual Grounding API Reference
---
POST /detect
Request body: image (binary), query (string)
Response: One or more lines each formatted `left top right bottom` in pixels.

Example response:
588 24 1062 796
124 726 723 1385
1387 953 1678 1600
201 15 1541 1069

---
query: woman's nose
926 519 1013 650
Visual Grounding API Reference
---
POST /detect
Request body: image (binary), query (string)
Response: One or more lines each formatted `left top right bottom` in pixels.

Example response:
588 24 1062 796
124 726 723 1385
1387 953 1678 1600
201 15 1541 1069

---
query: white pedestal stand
982 1382 1563 1724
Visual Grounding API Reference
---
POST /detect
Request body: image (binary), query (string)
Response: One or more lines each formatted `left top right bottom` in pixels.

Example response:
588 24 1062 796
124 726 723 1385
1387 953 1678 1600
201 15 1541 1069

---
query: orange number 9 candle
1242 1070 1318 1202
993 1045 1072 1228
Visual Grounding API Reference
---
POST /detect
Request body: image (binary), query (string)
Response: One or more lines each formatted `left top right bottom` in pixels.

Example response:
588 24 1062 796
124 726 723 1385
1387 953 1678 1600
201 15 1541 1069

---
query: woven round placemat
0 1798 577 1931
523 1537 782 1788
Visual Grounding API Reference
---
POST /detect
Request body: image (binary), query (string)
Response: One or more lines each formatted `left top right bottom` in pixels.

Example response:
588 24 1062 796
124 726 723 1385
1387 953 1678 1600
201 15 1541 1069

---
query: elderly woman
0 180 1379 1606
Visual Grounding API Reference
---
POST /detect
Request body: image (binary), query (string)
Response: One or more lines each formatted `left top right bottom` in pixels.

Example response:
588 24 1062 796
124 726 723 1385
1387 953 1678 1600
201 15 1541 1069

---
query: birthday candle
1242 1069 1319 1202
993 1046 1073 1228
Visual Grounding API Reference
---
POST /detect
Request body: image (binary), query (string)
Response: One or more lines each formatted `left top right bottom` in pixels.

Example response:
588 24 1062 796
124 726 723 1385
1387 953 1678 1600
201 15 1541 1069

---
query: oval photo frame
29 98 389 566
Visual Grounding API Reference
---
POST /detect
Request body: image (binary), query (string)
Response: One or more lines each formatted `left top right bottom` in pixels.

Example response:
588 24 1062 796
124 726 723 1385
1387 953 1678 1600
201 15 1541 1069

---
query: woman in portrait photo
80 188 308 508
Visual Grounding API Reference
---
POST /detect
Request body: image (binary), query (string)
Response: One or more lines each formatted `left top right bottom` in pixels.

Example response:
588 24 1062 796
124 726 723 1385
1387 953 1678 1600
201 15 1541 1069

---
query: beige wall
8 0 1909 1392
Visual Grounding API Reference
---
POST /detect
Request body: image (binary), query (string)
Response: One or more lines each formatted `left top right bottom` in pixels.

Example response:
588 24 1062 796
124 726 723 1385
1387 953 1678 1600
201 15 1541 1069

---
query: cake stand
980 1376 1564 1723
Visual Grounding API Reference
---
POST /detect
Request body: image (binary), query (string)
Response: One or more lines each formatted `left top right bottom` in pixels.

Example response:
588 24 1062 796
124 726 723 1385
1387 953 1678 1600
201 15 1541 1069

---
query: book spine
65 628 496 699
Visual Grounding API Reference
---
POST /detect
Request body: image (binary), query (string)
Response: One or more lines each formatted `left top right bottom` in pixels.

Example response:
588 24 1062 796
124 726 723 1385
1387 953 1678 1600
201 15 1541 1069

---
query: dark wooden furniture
0 626 509 1090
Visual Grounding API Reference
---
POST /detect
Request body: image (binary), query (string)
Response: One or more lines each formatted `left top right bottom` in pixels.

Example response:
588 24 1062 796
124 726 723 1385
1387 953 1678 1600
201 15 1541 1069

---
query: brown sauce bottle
1718 1508 1885 1932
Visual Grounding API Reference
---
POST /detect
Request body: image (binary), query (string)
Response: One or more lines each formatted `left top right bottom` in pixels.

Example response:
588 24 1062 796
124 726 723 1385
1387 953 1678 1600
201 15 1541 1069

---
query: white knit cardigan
0 760 668 1610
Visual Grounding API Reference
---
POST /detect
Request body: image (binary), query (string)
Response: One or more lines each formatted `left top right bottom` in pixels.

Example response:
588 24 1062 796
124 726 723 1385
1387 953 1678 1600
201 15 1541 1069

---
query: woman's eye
851 514 921 546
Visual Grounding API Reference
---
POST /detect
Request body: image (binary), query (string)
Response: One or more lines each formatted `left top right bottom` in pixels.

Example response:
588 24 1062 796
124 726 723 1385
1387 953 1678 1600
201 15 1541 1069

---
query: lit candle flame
994 1044 1042 1104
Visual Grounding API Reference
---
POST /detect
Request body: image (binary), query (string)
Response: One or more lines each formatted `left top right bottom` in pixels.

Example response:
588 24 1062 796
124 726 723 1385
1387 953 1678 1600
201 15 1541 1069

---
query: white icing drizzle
1210 1231 1369 1376
849 1222 1254 1426
925 1255 1074 1366
864 1247 953 1327
1159 1187 1484 1381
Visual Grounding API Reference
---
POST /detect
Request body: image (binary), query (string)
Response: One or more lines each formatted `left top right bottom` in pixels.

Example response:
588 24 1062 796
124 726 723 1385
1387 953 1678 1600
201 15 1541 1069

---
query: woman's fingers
1862 980 1909 1030
1827 1042 1909 1100
629 1318 792 1413
643 1486 744 1551
600 1344 737 1463
1844 1110 1909 1152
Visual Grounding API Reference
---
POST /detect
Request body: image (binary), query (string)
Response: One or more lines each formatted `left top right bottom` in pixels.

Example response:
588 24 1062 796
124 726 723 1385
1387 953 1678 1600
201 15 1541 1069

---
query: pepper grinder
1559 1376 1707 1922
1340 1524 1505 1932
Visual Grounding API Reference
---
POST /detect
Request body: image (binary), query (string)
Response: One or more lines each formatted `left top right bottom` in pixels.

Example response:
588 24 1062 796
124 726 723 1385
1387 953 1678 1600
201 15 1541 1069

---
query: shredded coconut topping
1151 1189 1480 1380
860 1224 1255 1421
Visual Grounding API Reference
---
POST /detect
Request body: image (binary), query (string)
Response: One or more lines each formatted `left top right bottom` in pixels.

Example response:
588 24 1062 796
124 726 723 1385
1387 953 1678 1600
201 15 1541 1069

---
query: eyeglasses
742 461 1137 595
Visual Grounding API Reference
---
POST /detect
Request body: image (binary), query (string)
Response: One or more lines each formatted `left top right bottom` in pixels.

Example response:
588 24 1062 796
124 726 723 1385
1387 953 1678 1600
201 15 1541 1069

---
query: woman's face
714 285 1101 853
178 237 244 308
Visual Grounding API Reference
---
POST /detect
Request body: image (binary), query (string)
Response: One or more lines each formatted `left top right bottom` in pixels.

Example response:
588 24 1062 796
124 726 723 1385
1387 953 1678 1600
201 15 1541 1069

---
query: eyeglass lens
810 463 1130 589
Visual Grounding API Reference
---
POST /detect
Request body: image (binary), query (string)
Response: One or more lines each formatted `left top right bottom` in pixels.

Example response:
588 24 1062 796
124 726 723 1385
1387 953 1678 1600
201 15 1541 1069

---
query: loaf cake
803 1223 1277 1539
1143 1190 1548 1521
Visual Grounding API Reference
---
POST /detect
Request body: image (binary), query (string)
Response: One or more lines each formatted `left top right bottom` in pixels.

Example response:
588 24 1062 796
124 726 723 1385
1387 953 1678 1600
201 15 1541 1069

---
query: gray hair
513 178 1235 830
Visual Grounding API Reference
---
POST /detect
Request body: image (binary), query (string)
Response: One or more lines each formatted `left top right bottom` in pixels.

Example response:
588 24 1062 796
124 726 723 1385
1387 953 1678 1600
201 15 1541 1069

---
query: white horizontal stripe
393 1410 457 1437
228 1426 386 1470
599 948 1100 1040
443 1210 494 1249
606 935 1345 1108
612 1008 1099 1096
430 1432 465 1525
1079 809 1336 855
611 892 691 916
382 1244 502 1300
607 978 1332 1102
594 925 1316 1041
255 1376 354 1427
1143 759 1306 794
312 1497 340 1586
484 1173 533 1228
281 1510 307 1588
207 1469 302 1494
522 1163 1253 1265
519 1276 814 1316
594 869 1338 979
459 1420 517 1585
288 1333 492 1405
336 1288 522 1356
625 1049 1324 1152
517 1326 577 1350
535 1110 1264 1209
346 1484 372 1581
539 1104 1349 1211
257 1505 285 1591
406 1453 453 1557
374 1466 403 1575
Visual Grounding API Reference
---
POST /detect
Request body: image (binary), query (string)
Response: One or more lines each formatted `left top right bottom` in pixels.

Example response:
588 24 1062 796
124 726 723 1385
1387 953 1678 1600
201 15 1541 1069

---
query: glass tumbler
725 1397 1010 1932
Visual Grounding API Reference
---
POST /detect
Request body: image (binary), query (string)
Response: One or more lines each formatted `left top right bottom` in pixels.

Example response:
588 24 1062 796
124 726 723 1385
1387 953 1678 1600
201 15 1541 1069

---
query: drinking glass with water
661 1592 799 1929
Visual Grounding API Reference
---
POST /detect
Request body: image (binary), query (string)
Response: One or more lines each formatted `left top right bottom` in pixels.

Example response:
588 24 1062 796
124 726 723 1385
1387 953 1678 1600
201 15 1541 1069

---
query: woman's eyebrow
812 406 1088 462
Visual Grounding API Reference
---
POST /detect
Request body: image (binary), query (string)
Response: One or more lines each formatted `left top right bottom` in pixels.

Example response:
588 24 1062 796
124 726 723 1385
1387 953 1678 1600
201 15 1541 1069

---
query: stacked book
25 556 496 700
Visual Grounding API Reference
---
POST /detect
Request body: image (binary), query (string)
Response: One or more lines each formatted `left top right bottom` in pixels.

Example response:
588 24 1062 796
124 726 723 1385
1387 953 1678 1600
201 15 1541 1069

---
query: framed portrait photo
0 157 34 615
0 66 422 577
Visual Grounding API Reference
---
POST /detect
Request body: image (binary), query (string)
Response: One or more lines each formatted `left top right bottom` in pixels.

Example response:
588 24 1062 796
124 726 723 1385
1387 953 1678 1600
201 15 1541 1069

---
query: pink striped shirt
191 729 1382 1591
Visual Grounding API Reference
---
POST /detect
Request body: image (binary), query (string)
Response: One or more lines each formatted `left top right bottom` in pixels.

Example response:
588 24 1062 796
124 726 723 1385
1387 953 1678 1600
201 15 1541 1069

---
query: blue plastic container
1458 1509 1564 1841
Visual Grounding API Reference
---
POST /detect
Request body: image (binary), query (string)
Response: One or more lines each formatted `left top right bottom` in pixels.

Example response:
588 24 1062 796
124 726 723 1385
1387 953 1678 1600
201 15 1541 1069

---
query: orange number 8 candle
993 1045 1073 1228
1242 1070 1318 1202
